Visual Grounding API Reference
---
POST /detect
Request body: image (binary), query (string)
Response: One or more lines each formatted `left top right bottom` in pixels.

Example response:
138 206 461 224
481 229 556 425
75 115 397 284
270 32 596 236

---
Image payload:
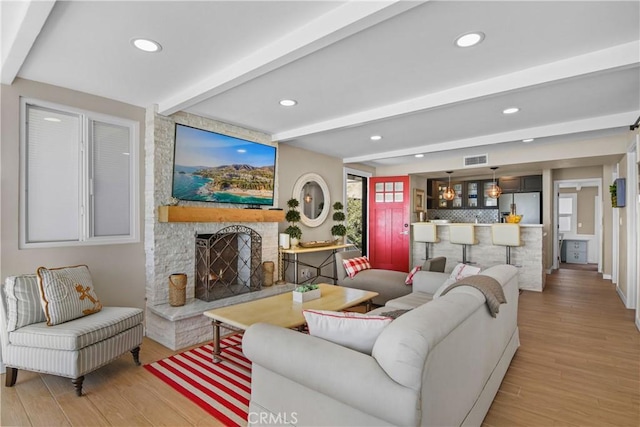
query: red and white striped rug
144 335 251 427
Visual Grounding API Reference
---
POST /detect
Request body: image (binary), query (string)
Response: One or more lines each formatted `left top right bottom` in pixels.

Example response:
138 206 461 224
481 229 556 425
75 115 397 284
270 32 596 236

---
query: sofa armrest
412 271 450 294
243 323 419 426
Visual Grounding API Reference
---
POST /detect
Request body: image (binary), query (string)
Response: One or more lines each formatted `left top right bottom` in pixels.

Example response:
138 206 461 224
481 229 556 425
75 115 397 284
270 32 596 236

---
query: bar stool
491 224 521 265
413 223 439 260
449 224 478 264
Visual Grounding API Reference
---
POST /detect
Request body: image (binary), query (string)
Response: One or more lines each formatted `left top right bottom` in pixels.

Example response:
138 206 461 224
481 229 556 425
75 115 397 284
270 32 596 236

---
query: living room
1 1 639 426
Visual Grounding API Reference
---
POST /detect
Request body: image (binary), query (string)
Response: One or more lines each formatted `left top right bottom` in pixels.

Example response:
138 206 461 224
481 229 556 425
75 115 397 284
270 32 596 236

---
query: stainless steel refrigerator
499 192 541 224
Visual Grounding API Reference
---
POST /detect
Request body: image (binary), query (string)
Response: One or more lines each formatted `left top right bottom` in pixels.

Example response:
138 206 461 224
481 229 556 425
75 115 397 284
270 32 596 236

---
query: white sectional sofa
243 264 519 426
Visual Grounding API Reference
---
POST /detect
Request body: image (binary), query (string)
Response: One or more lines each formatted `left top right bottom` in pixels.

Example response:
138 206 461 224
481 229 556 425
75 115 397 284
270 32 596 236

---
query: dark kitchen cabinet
498 175 543 193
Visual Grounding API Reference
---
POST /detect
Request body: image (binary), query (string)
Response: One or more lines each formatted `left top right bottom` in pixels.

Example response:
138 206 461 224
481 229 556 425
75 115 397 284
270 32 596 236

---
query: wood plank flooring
2 269 638 426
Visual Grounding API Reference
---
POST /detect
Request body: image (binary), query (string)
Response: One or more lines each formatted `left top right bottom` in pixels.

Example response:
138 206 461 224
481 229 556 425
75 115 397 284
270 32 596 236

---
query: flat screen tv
172 124 276 206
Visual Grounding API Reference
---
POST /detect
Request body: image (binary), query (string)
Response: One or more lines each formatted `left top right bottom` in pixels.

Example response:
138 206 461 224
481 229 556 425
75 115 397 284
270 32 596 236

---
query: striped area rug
144 335 250 427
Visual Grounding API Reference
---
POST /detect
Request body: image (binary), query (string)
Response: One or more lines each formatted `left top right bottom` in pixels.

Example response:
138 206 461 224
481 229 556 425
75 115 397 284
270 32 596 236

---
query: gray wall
0 79 147 308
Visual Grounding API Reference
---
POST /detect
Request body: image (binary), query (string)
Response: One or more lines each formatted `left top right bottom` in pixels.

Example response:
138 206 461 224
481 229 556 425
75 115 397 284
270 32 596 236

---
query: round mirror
292 173 330 228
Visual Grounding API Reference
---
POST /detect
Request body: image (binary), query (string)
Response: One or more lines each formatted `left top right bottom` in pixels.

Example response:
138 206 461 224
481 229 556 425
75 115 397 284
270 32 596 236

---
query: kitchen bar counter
412 223 545 291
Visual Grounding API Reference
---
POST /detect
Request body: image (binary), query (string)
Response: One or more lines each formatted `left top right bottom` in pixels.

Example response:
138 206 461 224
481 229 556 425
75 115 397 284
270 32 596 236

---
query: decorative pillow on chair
4 274 47 331
405 266 422 285
303 309 392 354
36 265 103 326
342 256 371 278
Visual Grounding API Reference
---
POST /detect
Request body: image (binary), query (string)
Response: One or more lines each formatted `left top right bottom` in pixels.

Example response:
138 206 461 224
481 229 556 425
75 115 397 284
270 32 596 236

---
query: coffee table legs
212 319 222 363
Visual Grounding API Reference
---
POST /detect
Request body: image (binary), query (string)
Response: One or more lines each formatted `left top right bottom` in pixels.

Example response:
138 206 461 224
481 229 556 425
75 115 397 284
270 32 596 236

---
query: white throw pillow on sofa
303 309 392 354
433 263 482 299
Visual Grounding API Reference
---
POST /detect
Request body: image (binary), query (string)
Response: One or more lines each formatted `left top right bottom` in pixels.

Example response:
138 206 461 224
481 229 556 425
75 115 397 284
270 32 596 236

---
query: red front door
368 176 410 272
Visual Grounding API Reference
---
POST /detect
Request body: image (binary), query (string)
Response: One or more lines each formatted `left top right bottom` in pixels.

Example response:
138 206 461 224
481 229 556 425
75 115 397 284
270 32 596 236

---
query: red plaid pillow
342 256 371 278
405 265 422 285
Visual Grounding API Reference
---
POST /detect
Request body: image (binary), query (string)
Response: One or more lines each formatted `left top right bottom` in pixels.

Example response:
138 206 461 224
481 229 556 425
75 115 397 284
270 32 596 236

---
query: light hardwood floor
2 269 638 426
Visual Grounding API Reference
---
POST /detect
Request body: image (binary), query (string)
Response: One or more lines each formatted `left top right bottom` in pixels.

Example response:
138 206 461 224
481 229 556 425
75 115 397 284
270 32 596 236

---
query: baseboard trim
636 316 640 332
616 286 628 306
603 274 612 280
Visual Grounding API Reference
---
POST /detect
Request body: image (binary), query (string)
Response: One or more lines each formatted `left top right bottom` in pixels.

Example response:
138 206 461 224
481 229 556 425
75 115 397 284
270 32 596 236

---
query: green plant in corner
609 183 617 208
285 198 302 240
331 201 347 241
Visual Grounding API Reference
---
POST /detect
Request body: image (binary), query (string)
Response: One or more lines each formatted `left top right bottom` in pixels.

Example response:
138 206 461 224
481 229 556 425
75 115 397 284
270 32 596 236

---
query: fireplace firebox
195 226 262 301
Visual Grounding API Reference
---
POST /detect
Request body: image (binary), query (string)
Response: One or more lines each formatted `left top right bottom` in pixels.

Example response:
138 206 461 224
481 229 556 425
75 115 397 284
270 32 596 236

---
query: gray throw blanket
440 275 506 317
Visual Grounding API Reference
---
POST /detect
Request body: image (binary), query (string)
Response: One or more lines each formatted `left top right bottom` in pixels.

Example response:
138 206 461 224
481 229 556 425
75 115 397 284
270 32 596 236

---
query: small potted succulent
292 284 321 303
331 201 347 244
285 198 302 246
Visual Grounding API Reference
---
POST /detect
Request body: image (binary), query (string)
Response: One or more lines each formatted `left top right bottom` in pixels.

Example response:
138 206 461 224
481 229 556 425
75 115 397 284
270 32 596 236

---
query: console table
282 243 354 284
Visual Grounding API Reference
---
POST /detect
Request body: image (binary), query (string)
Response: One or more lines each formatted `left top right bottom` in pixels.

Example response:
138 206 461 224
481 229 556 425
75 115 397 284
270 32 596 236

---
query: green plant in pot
285 198 302 246
331 201 347 244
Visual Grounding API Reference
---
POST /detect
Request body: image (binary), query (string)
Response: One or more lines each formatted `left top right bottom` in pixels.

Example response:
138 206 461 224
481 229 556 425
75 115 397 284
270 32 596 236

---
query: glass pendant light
487 166 502 199
443 171 456 201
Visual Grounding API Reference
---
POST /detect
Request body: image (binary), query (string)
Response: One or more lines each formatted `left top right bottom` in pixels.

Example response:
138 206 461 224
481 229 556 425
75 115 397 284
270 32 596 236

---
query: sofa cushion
342 256 371 278
303 309 392 354
385 291 433 310
8 307 144 351
37 265 103 326
4 275 47 332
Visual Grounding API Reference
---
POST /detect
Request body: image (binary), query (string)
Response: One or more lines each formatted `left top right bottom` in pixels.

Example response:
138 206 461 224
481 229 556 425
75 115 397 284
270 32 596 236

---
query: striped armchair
0 273 143 396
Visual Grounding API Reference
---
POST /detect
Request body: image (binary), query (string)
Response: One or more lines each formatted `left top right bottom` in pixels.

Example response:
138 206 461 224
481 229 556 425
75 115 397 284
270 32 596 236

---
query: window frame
19 98 140 248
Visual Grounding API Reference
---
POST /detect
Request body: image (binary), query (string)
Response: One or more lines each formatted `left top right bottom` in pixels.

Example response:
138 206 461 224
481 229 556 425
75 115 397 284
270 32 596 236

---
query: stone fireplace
144 109 284 350
195 226 262 301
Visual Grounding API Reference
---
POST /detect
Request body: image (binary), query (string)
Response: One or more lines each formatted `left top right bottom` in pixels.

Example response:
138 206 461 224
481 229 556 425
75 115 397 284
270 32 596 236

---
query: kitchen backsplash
428 209 499 223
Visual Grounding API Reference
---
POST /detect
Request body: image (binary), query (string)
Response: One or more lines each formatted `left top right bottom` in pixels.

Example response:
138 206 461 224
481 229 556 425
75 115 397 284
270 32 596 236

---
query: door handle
399 231 409 235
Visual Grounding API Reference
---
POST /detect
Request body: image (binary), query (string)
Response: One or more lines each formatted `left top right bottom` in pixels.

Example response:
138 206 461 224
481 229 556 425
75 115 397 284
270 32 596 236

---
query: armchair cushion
37 265 103 326
5 274 46 332
9 307 144 351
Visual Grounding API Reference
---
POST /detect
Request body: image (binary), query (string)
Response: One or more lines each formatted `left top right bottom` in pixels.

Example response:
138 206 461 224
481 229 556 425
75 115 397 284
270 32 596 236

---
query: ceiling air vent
463 154 488 167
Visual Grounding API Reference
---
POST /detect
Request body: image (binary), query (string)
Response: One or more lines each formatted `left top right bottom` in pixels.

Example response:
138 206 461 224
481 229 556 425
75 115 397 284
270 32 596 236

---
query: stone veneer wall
411 225 545 291
144 108 279 349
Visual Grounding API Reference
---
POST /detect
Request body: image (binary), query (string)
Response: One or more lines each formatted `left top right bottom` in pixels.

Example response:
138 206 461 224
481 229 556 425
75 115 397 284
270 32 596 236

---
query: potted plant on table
331 201 347 244
285 198 302 247
292 284 321 303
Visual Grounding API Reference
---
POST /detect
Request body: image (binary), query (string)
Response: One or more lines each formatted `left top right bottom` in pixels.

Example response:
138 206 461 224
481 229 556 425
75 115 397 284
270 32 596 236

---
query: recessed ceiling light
279 99 297 107
502 107 520 115
237 149 247 153
455 32 485 48
44 117 61 122
370 135 382 141
415 154 424 158
522 138 535 143
131 38 162 53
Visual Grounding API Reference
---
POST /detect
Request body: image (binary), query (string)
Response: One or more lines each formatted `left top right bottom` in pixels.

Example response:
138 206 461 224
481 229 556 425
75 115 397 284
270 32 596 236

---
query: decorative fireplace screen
195 225 262 301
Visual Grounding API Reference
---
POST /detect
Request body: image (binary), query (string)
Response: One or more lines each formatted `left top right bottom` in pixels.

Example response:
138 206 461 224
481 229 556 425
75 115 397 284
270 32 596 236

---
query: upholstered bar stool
449 224 478 264
413 223 439 259
491 224 521 265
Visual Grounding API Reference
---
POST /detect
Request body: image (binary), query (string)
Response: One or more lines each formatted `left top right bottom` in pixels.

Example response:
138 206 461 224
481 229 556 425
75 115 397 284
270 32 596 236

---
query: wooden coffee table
202 284 378 362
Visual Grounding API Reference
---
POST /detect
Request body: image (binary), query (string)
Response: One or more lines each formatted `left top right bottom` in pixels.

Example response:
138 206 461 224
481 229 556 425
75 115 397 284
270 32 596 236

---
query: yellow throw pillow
36 265 102 326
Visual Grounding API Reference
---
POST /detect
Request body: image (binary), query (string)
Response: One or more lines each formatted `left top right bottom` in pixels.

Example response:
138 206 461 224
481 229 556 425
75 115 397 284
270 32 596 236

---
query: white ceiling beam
1 0 55 85
343 111 639 164
274 41 640 142
157 0 425 115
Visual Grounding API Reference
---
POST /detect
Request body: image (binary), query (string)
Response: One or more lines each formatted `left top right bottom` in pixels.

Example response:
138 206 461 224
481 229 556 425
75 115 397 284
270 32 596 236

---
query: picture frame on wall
414 189 426 212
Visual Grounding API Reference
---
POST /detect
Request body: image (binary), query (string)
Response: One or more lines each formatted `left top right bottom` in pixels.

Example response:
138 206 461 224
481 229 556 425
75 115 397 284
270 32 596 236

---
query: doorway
553 179 602 272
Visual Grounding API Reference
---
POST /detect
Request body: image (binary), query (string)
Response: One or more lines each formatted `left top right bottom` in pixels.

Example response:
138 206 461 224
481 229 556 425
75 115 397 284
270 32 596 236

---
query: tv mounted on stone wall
171 124 276 206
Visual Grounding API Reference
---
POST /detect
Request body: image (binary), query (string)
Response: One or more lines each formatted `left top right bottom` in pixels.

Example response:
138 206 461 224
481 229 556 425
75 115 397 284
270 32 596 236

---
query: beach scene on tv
172 125 276 205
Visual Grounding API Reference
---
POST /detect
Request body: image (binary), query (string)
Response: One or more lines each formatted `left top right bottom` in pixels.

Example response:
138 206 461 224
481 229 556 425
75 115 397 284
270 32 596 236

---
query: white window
20 99 139 248
558 193 577 234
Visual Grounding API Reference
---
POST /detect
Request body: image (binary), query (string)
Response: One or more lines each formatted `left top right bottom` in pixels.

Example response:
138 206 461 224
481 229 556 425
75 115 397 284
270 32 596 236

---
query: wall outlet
300 268 312 280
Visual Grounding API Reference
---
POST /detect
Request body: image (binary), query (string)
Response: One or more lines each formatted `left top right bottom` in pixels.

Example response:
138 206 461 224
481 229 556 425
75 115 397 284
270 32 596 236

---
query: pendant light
443 171 456 201
487 166 502 199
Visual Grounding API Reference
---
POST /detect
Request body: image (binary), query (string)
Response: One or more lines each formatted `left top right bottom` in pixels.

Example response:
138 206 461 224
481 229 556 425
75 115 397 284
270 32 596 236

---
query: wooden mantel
158 206 285 223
